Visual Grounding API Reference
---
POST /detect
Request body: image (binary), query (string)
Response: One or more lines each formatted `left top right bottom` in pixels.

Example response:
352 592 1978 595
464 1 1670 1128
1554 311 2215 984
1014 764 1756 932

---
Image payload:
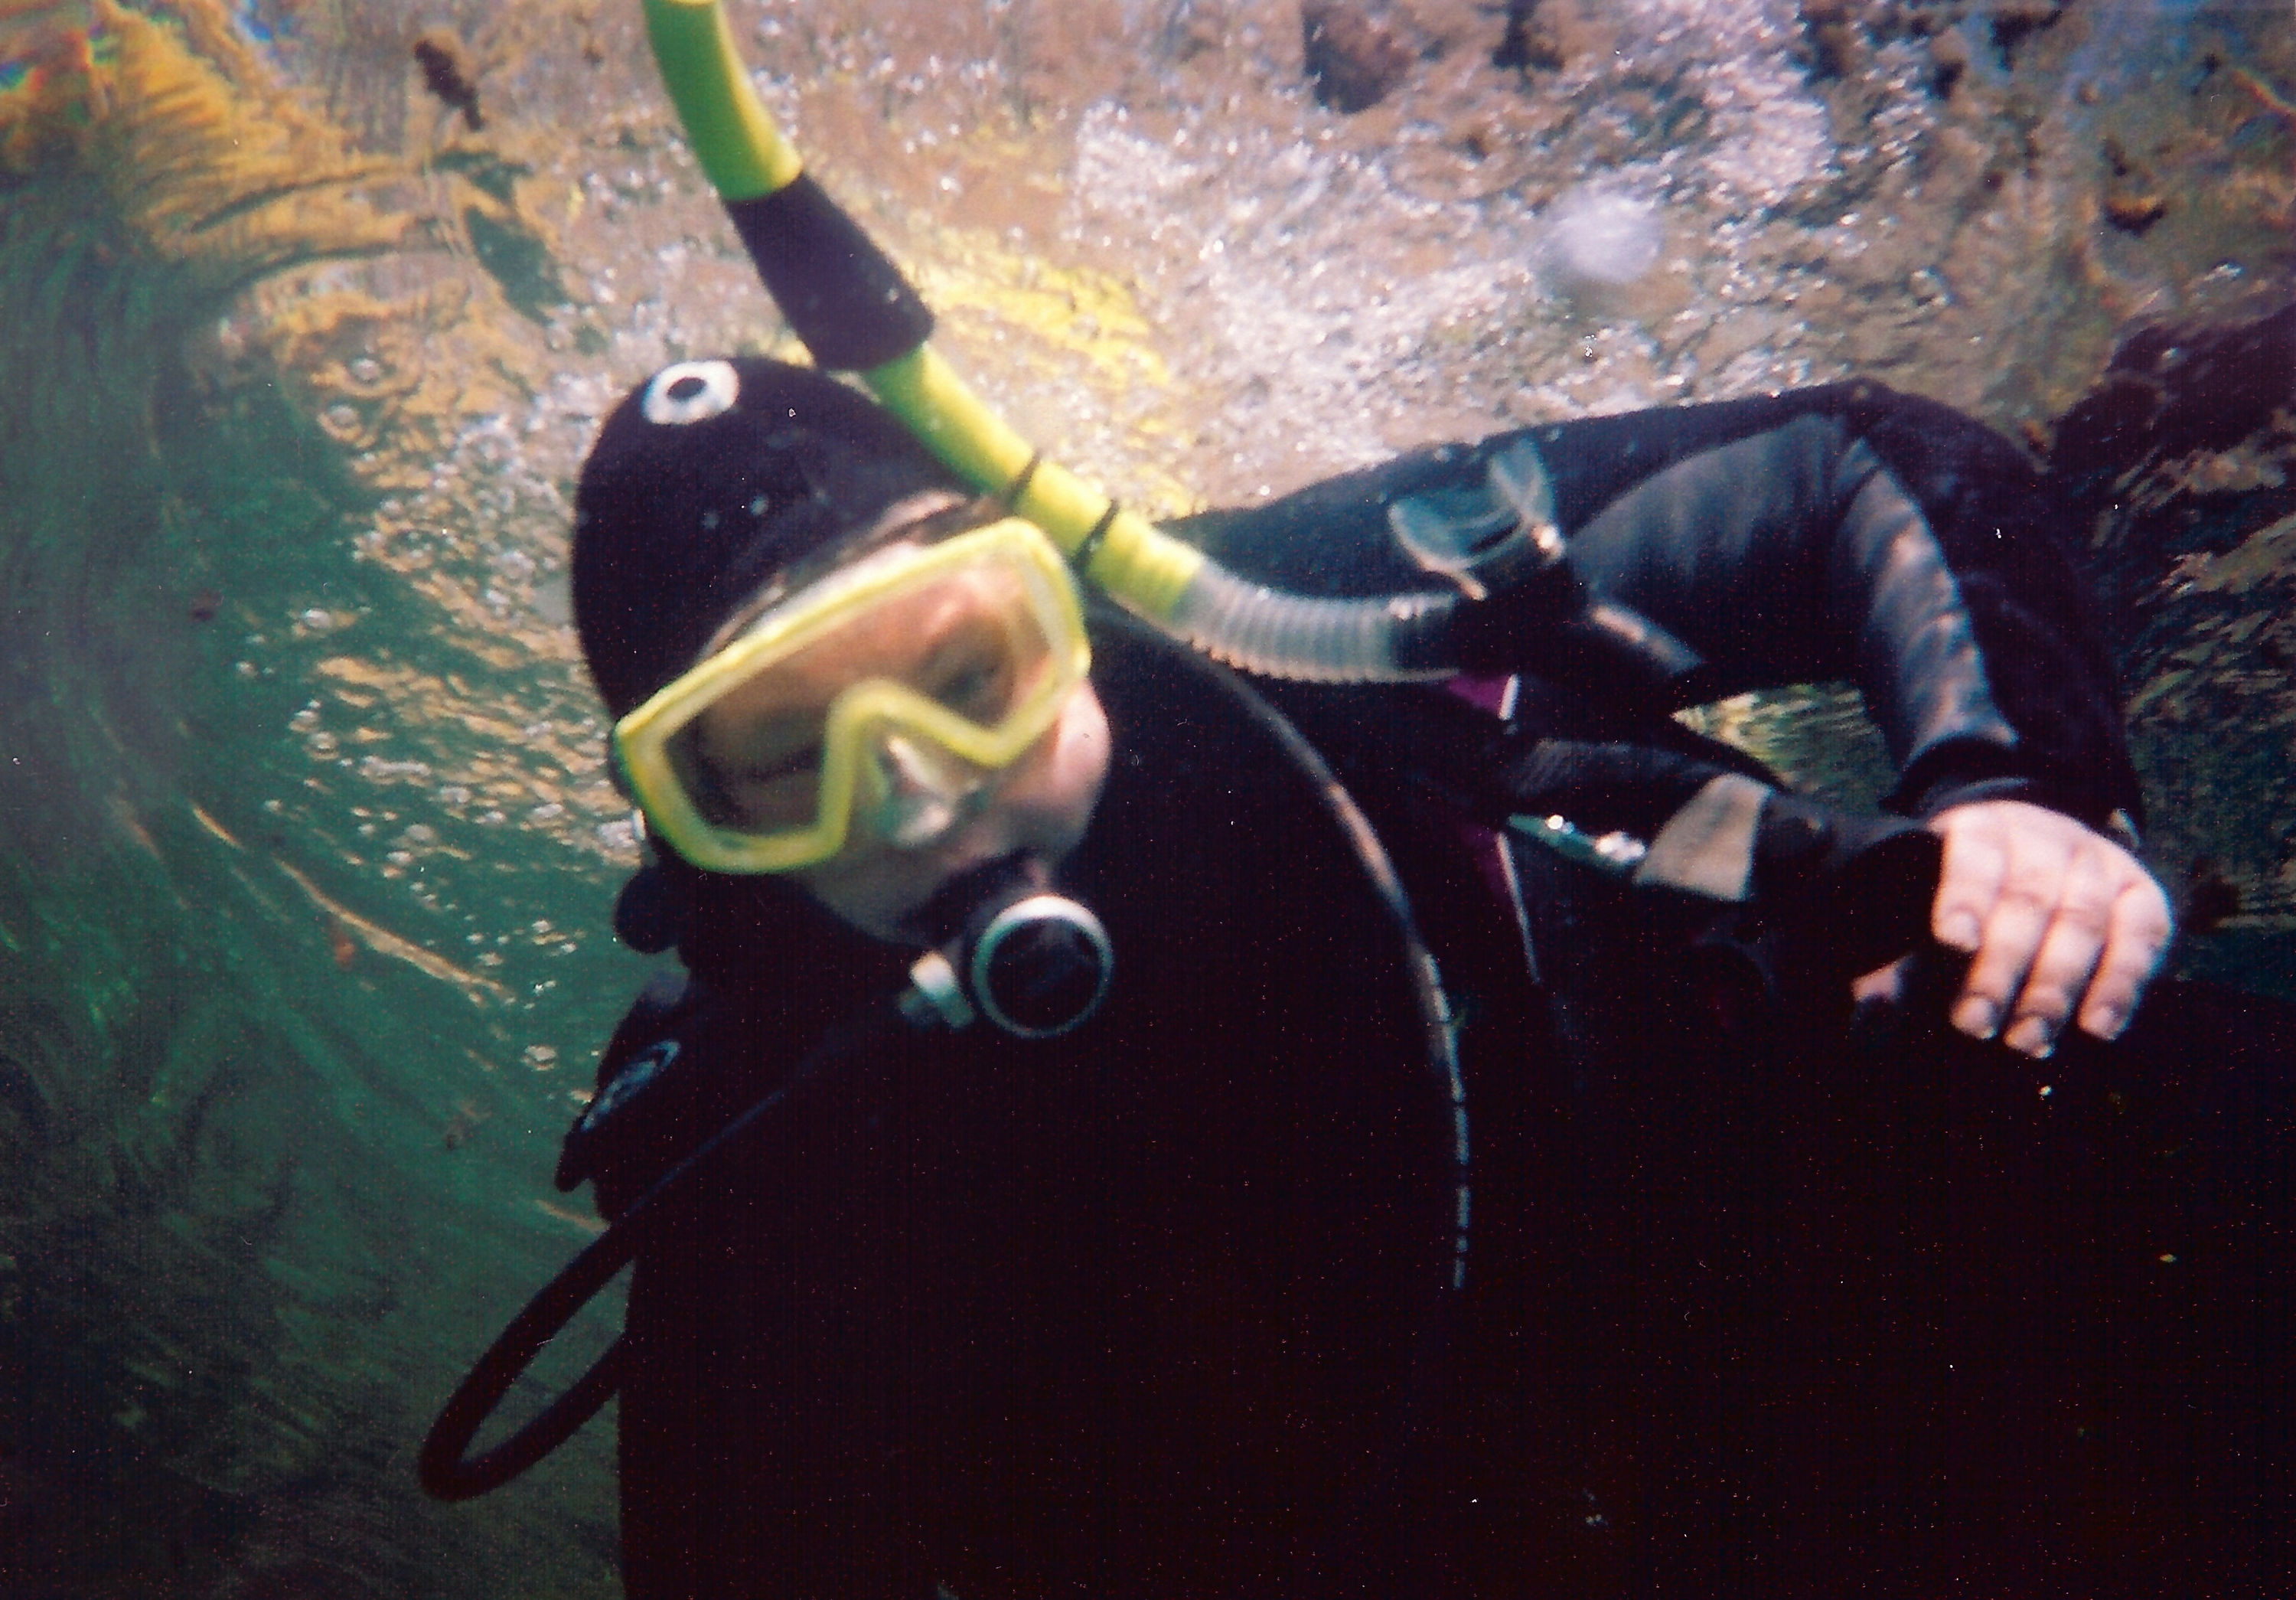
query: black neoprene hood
571 357 964 718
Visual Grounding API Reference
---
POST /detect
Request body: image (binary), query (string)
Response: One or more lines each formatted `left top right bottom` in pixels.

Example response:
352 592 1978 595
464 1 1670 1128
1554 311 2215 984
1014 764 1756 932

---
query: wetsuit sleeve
1535 383 2142 831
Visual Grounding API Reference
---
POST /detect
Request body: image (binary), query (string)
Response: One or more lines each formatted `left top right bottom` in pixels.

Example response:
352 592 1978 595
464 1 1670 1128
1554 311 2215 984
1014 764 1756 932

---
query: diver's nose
857 728 991 850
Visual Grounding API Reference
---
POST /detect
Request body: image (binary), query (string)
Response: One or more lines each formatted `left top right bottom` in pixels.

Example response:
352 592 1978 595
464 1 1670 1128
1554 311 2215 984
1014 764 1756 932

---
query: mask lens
668 713 823 831
666 549 1061 838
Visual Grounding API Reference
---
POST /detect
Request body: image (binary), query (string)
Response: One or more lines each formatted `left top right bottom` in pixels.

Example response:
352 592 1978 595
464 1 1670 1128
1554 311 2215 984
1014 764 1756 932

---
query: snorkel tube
641 0 1705 695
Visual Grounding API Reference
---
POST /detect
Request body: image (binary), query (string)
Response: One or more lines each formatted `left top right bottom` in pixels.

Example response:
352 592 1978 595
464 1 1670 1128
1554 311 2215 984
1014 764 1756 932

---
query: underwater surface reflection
2 0 2291 1594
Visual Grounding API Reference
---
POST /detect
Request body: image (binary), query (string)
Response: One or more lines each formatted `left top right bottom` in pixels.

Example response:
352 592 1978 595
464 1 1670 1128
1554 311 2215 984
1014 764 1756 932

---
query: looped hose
419 1004 906 1501
419 1241 635 1500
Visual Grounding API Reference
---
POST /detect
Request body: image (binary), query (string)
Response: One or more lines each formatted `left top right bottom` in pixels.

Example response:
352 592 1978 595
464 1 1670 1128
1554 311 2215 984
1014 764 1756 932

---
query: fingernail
2005 1017 2056 1059
2088 1005 2125 1041
1937 913 1981 952
1952 997 1998 1039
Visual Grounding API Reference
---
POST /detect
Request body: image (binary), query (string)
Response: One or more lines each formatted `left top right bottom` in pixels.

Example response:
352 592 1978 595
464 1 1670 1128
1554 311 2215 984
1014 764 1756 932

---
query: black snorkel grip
725 177 934 371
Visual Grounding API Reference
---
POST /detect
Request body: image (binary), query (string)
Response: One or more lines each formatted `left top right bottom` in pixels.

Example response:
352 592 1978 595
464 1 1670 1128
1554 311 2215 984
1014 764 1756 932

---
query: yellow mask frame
613 518 1092 874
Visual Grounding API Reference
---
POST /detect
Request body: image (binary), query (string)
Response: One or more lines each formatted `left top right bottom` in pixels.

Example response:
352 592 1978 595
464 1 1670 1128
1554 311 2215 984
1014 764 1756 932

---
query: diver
419 2 2291 1593
488 351 2243 1599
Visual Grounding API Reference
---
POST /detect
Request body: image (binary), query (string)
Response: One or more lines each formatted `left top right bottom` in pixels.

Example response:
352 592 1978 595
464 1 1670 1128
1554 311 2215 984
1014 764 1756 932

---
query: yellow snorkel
640 0 1706 695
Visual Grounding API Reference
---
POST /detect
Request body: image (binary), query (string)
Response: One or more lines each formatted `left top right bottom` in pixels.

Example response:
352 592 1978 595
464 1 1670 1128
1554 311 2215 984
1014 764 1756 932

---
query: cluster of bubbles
1042 0 1896 501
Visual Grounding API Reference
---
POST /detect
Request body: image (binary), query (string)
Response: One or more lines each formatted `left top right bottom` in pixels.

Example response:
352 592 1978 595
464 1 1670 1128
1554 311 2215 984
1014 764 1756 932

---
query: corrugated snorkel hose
641 0 1465 683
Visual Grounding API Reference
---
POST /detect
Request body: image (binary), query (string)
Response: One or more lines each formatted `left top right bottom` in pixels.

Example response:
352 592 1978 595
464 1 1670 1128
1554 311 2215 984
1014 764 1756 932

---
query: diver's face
670 527 1109 941
787 681 1110 942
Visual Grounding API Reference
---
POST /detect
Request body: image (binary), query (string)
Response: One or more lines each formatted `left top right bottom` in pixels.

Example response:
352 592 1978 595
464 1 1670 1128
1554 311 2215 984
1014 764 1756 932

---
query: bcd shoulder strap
555 967 708 1218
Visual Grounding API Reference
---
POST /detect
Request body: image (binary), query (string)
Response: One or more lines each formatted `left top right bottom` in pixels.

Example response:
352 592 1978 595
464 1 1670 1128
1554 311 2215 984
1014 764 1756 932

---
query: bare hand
1855 799 2174 1057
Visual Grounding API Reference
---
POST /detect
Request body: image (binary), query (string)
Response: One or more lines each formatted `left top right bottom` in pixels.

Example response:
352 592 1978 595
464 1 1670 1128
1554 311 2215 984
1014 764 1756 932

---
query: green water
0 168 641 1597
4 2 2292 1595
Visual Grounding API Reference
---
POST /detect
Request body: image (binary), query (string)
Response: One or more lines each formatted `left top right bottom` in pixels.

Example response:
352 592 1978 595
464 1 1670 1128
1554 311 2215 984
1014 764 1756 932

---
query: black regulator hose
417 1002 906 1502
419 619 1472 1500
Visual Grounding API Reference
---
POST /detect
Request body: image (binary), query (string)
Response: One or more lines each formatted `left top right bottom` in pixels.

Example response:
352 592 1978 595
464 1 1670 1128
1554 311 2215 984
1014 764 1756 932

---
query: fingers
2076 876 2176 1040
1926 800 2174 1058
1994 860 2116 1057
1929 812 2007 959
1938 808 2066 1048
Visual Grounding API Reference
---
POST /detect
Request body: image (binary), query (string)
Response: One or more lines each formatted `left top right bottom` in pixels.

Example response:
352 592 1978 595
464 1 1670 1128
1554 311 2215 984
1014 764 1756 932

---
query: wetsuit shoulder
1538 385 2140 828
1178 387 2141 832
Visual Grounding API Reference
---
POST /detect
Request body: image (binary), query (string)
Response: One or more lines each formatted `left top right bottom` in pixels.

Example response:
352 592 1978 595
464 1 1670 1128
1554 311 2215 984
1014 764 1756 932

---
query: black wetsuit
567 384 2290 1598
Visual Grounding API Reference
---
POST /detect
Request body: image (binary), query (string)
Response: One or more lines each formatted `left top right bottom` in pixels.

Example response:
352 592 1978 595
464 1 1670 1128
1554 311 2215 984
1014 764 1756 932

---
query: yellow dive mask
614 517 1092 874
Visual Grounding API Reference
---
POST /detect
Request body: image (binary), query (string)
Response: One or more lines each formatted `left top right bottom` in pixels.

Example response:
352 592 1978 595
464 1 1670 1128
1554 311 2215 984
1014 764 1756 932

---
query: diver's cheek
934 684 1107 868
995 685 1110 863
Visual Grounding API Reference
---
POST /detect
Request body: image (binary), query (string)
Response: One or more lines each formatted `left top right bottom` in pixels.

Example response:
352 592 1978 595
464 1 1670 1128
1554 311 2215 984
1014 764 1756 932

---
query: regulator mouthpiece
901 858 1114 1038
967 893 1114 1037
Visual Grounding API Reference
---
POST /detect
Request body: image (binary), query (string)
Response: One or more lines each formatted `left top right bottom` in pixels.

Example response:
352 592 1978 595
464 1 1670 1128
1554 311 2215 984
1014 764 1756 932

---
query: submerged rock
1799 0 1861 81
2099 133 2167 233
2047 304 2296 939
1991 0 2066 54
1494 0 1567 72
1303 1 1412 113
2050 303 2296 488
